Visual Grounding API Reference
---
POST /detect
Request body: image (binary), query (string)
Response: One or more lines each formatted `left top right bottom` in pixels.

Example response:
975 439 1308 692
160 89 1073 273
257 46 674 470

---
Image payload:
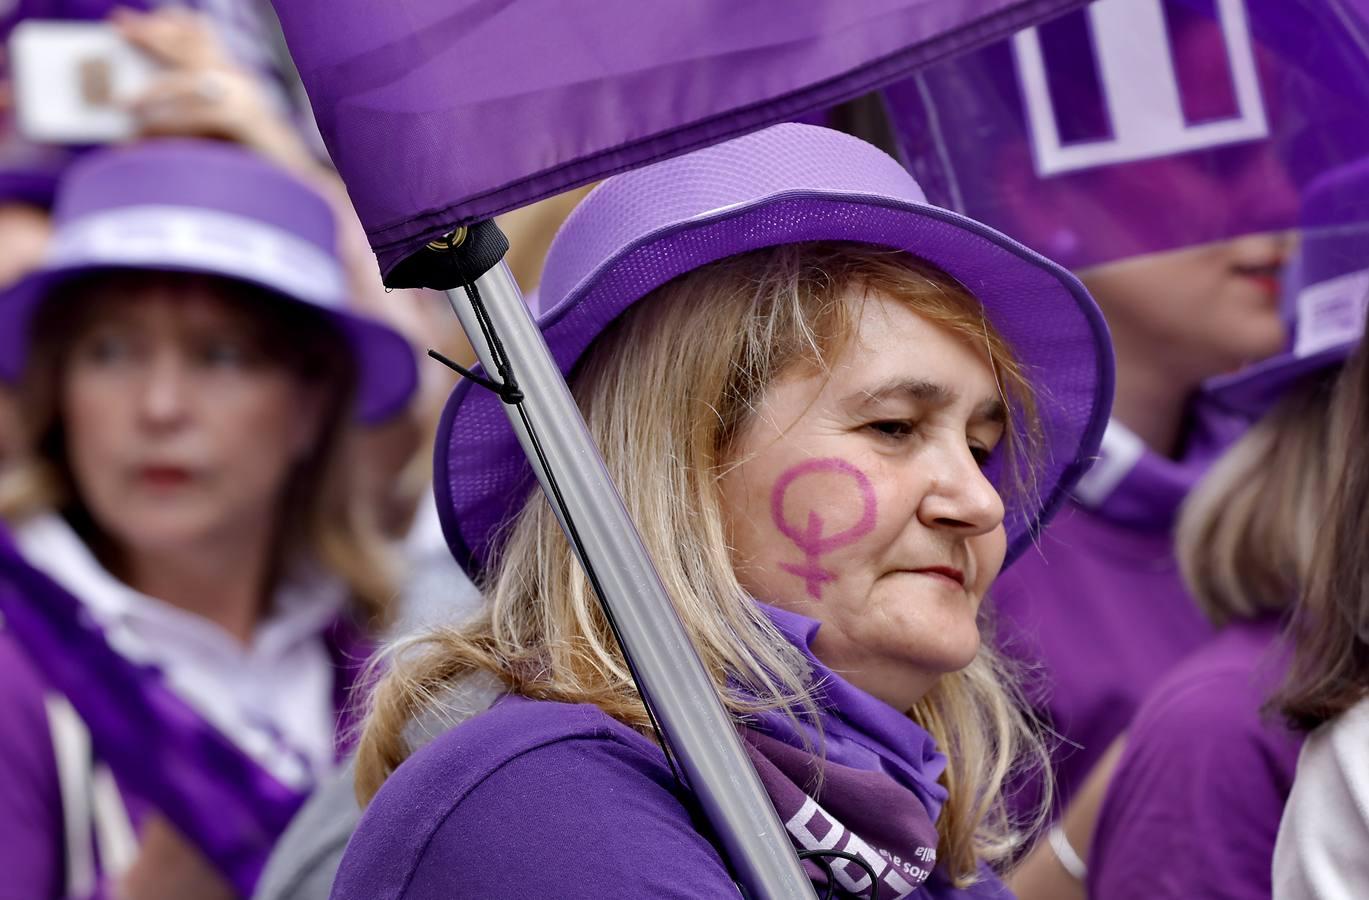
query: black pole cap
383 219 510 290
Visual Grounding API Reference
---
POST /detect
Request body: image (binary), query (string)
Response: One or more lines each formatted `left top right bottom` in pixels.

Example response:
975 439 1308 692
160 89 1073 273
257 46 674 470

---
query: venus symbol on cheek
770 458 878 600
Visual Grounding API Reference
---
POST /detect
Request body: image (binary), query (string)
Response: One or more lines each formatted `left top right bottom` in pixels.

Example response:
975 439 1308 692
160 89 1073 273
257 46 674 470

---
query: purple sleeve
1087 667 1301 900
332 731 741 899
926 866 1015 899
0 632 65 900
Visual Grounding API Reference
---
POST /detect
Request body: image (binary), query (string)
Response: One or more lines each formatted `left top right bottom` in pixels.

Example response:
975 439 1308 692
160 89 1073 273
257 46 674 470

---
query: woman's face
720 290 1008 711
1081 232 1293 384
60 275 327 559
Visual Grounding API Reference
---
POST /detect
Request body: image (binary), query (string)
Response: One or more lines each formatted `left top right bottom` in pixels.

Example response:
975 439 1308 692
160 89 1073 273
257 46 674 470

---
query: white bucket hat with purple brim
436 123 1115 579
0 139 417 423
1208 158 1369 417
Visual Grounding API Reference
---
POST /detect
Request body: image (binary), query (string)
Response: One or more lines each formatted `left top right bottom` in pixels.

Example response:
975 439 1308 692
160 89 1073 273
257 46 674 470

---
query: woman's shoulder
379 693 665 799
1273 698 1369 899
1282 698 1369 830
1128 620 1294 747
1089 623 1303 898
335 696 740 900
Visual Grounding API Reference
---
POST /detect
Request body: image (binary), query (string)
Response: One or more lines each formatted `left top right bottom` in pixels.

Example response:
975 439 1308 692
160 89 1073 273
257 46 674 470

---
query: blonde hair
358 242 1050 882
1177 374 1347 628
0 272 398 626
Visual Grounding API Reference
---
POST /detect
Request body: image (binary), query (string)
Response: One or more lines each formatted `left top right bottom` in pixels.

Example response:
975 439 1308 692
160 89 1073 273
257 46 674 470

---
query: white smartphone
9 20 160 145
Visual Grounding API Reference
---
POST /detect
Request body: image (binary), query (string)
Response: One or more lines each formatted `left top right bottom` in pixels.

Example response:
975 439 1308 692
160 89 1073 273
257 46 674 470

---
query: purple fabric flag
267 0 1095 277
883 0 1369 270
0 528 365 896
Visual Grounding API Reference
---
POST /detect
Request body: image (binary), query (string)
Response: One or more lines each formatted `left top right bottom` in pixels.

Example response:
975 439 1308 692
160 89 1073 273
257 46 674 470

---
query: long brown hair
0 271 398 627
1276 342 1369 731
1176 374 1345 629
356 243 1050 882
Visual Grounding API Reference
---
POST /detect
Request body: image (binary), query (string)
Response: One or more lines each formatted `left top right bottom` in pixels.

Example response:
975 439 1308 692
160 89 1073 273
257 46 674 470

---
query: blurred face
1080 232 1293 383
61 275 326 558
720 291 1008 711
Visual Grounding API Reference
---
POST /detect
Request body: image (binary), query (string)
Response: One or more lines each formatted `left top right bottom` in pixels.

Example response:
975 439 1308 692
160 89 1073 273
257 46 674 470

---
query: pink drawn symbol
770 458 878 600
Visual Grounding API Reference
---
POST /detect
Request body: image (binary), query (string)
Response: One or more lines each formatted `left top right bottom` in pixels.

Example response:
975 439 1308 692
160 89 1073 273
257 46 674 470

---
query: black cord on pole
796 850 883 900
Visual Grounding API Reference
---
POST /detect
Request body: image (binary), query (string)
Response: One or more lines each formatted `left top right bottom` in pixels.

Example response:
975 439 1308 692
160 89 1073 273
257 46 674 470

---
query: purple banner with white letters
883 0 1369 270
266 0 1096 277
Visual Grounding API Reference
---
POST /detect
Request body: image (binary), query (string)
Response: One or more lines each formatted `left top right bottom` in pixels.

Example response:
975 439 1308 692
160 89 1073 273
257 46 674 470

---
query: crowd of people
0 3 1364 900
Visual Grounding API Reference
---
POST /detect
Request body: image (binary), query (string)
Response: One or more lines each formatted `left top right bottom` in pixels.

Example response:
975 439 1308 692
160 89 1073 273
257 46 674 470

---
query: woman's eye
866 419 914 439
969 444 992 467
78 334 134 365
199 341 250 367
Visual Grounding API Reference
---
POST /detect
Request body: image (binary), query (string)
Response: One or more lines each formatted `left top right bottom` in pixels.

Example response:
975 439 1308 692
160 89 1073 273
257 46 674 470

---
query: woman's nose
917 448 1006 536
136 353 192 427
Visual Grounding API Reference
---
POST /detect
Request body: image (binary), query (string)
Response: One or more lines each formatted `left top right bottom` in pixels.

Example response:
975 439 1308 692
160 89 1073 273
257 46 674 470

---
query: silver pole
445 261 816 899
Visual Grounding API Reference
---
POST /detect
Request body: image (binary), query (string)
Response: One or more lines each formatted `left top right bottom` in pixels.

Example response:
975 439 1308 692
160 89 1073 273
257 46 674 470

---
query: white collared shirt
1274 700 1369 899
15 512 345 789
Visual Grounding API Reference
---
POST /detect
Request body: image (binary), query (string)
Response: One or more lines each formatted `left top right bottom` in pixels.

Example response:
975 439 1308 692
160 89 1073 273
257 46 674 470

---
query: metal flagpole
438 235 816 899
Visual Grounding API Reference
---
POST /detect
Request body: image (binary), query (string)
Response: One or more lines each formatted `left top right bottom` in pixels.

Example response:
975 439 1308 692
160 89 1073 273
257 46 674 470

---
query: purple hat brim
435 192 1114 581
1206 340 1357 418
0 262 417 425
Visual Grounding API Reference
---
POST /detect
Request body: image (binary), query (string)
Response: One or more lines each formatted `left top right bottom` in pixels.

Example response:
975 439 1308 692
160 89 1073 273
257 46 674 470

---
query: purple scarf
0 527 370 897
740 605 951 898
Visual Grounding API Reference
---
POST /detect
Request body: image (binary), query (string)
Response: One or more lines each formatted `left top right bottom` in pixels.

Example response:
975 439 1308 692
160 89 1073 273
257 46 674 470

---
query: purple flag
0 530 333 896
268 0 1095 277
883 0 1369 269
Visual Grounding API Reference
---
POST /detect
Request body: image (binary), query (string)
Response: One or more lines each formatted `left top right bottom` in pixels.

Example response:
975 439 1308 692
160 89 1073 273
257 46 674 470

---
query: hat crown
0 139 420 424
51 140 337 255
539 124 926 319
1279 158 1369 355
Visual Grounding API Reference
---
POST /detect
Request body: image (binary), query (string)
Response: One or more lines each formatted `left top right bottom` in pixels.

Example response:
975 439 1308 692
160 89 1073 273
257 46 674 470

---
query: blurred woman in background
1084 158 1369 896
1008 159 1369 900
0 139 416 899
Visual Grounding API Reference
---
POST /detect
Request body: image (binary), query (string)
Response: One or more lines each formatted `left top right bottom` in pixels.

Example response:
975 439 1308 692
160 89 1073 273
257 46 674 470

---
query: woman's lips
1232 263 1283 298
136 465 194 488
907 566 965 587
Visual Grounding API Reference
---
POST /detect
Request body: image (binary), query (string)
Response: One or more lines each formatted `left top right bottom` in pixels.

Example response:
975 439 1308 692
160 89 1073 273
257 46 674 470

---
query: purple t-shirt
334 608 1015 900
333 696 1013 900
1087 618 1303 899
991 419 1226 818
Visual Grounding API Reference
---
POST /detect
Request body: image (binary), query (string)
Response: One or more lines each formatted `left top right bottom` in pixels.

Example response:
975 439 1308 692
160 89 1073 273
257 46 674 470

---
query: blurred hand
115 815 238 900
0 203 51 287
112 8 314 174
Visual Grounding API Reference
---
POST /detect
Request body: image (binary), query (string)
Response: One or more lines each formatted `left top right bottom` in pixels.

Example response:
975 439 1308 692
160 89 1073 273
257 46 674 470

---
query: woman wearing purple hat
0 139 418 898
329 123 1113 899
1077 160 1369 900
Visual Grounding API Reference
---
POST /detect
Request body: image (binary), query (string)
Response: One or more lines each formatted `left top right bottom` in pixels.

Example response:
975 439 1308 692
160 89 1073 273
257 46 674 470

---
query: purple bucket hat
436 124 1114 577
1207 158 1369 416
0 139 417 423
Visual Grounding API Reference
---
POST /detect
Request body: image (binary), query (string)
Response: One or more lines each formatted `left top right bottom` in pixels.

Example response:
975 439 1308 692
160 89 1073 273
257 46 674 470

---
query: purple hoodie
1088 618 1303 899
331 606 1013 900
990 415 1238 819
